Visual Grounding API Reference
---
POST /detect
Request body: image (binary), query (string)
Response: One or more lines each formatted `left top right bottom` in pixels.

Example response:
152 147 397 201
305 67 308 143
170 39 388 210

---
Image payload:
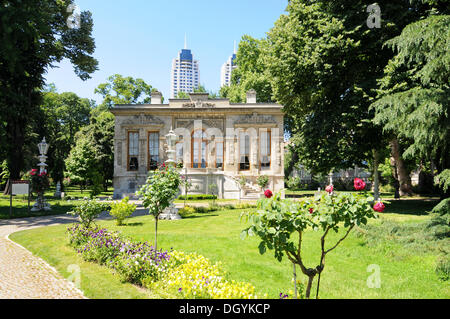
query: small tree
180 175 193 207
241 190 379 299
136 163 181 252
256 175 269 191
68 199 109 228
209 183 218 206
109 196 137 226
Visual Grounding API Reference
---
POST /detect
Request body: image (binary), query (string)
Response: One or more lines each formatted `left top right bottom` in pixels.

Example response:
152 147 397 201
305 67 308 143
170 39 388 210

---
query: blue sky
45 0 288 104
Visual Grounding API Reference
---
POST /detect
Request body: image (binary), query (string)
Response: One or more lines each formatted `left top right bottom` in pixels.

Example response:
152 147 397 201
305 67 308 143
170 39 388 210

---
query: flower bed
67 224 261 299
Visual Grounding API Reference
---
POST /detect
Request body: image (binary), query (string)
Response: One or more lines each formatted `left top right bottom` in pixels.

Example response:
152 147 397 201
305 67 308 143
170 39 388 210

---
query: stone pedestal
54 181 62 198
159 203 181 220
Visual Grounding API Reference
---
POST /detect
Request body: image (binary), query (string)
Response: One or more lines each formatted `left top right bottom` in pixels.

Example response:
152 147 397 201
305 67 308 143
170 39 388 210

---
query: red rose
373 201 385 212
264 189 273 198
325 185 333 193
309 208 314 214
354 178 366 191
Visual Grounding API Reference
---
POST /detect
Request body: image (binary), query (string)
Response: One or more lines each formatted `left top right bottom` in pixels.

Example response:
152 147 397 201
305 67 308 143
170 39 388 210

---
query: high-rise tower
170 35 200 98
220 41 237 87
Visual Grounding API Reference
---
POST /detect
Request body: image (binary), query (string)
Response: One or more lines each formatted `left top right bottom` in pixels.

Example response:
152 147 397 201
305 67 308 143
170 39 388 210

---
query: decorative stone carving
117 141 122 166
121 114 164 126
182 100 216 108
235 113 277 125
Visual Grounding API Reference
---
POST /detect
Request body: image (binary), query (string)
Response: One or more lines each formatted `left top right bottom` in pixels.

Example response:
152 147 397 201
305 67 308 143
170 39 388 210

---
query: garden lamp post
159 128 181 220
31 137 51 212
37 137 49 174
165 128 177 166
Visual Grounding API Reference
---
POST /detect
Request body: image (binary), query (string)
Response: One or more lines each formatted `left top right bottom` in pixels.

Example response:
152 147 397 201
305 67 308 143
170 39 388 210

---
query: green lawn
0 186 114 219
10 198 450 299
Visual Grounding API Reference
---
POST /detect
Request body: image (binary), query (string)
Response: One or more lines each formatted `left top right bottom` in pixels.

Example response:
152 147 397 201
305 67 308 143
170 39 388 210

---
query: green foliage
241 191 377 298
137 164 181 218
64 109 114 195
67 199 109 228
109 196 137 226
177 194 218 200
28 170 50 194
178 205 196 218
0 0 97 179
427 198 450 240
0 160 9 188
256 175 269 189
94 74 153 109
39 90 93 185
435 256 450 281
220 35 273 103
372 15 450 192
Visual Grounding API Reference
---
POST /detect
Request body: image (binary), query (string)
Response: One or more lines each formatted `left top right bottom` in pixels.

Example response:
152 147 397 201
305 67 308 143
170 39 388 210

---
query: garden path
0 214 86 299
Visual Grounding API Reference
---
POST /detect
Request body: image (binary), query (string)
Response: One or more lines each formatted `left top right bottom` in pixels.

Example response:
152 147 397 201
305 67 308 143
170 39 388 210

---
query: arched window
192 130 207 168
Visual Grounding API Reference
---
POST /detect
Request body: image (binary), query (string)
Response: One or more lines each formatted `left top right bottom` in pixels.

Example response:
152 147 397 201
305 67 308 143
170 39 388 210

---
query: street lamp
165 128 177 166
31 137 51 212
37 137 49 174
159 128 181 220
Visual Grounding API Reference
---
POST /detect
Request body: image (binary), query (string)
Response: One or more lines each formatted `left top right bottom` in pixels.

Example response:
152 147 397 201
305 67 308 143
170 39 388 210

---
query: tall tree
265 0 440 192
94 74 153 109
0 0 98 179
372 13 450 197
38 87 93 187
220 35 273 103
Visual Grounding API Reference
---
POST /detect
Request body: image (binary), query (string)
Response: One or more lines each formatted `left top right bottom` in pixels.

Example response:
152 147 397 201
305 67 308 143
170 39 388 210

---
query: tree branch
324 225 354 255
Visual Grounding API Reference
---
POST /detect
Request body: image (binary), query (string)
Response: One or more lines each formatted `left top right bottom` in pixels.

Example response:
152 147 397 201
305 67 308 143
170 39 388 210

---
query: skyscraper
220 42 237 87
170 36 200 98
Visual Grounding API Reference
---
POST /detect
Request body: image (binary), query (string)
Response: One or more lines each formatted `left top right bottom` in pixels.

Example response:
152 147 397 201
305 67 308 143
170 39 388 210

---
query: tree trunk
6 119 25 180
390 138 413 196
305 275 315 299
373 149 380 200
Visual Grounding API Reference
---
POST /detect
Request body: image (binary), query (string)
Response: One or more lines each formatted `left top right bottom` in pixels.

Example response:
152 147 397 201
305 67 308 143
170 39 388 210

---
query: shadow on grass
124 222 144 227
384 198 439 216
180 214 219 219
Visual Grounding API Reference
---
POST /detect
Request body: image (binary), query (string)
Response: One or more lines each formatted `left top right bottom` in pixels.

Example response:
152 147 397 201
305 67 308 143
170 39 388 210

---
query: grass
10 198 450 299
0 186 114 219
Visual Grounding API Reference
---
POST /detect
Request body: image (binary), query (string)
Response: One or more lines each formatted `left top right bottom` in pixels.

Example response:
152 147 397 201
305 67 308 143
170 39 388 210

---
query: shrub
286 176 301 190
256 175 269 189
178 206 196 217
109 196 137 225
427 198 450 239
67 199 109 228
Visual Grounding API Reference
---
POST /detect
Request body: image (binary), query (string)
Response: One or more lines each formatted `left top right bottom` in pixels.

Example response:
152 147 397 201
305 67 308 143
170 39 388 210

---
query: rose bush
29 169 50 194
241 186 380 299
